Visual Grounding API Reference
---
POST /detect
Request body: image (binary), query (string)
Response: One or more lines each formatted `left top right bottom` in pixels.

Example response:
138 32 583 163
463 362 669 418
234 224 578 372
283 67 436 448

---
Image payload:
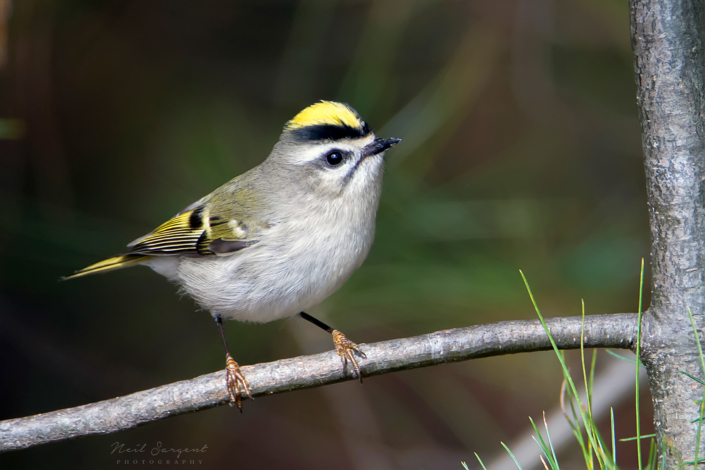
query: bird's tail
62 254 149 280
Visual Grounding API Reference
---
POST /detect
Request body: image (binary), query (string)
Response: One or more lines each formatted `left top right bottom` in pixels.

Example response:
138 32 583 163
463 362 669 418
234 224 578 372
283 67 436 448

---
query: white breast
173 202 377 323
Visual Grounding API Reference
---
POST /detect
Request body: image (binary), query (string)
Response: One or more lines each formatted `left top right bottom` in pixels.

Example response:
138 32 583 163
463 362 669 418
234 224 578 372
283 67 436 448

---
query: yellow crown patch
286 101 364 131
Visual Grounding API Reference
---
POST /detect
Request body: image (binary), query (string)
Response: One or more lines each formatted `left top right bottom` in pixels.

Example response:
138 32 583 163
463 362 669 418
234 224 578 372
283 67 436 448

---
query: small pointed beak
363 137 402 157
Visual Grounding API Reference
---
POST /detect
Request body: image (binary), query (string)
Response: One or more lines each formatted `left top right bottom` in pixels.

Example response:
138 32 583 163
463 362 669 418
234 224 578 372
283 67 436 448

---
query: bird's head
268 101 400 202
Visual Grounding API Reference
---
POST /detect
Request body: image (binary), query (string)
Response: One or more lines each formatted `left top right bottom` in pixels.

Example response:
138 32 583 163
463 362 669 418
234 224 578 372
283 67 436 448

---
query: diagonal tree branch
0 313 637 453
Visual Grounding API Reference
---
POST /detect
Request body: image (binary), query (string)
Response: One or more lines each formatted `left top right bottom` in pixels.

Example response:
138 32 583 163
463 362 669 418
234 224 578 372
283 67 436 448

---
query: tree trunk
631 0 705 465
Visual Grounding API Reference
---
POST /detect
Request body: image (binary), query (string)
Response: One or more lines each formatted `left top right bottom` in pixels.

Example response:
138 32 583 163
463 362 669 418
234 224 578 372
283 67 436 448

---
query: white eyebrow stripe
287 135 375 165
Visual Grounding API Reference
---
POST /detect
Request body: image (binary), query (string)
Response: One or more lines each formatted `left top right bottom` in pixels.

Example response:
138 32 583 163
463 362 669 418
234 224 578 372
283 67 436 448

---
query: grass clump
468 261 661 470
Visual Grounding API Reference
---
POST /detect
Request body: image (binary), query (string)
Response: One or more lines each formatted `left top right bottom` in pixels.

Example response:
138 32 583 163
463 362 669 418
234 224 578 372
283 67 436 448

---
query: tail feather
62 254 149 280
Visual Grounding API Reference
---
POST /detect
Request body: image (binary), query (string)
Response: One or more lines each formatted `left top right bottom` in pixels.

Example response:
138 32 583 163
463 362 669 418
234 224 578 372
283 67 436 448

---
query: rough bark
0 313 636 453
631 0 705 466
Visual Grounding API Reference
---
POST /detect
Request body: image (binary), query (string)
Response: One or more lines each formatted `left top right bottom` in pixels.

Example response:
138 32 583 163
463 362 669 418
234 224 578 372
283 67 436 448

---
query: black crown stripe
289 122 371 142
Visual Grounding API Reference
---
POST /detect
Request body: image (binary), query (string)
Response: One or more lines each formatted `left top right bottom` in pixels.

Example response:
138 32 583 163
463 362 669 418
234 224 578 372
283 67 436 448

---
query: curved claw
225 354 252 411
332 330 366 383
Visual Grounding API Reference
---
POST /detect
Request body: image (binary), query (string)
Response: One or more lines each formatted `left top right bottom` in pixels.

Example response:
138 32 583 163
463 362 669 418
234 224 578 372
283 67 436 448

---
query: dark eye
326 151 343 166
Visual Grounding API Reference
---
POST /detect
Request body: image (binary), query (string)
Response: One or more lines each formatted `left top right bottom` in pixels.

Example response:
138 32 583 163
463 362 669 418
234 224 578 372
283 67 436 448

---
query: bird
64 101 401 410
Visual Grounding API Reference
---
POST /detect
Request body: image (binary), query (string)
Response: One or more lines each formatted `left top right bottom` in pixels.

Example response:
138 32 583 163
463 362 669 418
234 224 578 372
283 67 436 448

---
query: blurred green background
0 0 652 468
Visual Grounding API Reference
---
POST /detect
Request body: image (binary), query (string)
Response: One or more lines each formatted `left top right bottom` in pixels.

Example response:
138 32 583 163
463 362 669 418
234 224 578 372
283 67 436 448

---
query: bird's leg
215 313 252 411
299 311 366 382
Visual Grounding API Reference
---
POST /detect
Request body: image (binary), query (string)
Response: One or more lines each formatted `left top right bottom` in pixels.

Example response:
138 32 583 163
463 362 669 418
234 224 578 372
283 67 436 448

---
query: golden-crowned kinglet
66 101 401 409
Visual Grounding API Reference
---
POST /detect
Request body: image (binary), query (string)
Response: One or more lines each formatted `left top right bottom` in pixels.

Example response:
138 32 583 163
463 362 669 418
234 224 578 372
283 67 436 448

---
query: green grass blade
579 301 595 467
611 408 617 468
543 411 560 470
589 348 603 465
680 370 705 386
501 442 523 470
687 306 705 467
678 457 705 465
606 350 637 364
581 300 590 413
474 453 487 470
529 418 551 457
620 434 657 442
591 420 616 469
519 270 600 467
646 438 656 470
563 374 589 460
529 415 559 470
635 258 645 470
590 348 597 412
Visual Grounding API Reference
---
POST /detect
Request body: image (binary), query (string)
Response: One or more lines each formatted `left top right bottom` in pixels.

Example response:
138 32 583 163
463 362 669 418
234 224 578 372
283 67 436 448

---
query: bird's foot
331 330 367 382
224 354 252 411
